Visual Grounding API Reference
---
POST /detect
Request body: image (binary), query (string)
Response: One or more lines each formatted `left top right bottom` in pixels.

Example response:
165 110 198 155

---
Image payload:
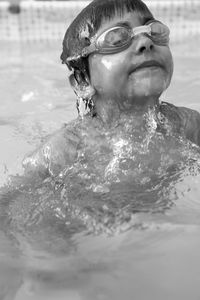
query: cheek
100 57 117 71
160 50 174 92
163 47 174 82
89 57 102 86
89 55 127 88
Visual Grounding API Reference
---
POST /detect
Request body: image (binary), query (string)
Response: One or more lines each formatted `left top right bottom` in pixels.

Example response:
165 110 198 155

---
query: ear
69 71 95 101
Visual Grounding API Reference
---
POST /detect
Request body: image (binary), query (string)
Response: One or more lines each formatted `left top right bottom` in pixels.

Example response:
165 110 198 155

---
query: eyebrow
114 21 131 28
107 16 154 31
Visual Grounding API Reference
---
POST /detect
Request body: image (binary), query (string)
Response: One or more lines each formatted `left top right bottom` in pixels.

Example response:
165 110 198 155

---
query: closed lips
131 60 164 72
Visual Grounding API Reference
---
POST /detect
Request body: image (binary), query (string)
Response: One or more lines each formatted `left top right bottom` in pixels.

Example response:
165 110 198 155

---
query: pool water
1 38 200 300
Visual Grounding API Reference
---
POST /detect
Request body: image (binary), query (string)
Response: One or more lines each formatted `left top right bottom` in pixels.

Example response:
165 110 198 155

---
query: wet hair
60 0 154 78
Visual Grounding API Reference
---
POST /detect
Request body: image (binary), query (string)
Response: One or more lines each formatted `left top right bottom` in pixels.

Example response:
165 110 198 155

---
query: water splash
3 107 200 237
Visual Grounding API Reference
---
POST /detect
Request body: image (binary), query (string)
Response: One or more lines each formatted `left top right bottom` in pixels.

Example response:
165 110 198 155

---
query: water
1 38 200 299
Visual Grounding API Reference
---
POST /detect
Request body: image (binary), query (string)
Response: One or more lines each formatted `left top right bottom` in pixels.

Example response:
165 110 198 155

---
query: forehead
96 11 149 36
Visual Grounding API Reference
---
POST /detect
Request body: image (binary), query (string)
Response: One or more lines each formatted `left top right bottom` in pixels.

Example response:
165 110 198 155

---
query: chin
131 78 170 99
128 87 164 101
145 86 166 97
129 68 171 96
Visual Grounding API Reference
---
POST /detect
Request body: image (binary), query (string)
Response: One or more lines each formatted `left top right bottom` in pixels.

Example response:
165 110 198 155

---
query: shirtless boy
22 0 200 184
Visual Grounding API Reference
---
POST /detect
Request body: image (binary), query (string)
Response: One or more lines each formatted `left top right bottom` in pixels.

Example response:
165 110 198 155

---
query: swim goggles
67 20 170 61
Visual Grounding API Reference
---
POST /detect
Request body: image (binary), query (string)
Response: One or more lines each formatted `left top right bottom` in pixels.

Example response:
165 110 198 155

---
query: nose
134 35 154 54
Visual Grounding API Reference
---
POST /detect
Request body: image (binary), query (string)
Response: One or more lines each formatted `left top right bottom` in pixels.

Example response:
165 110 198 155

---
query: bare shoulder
160 101 200 146
22 119 81 178
177 105 200 146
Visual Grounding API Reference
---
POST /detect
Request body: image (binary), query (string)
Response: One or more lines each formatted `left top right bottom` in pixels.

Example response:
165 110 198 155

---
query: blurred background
1 0 200 42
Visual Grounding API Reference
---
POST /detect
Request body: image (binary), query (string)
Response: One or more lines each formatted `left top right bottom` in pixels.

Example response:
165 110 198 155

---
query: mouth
131 60 164 73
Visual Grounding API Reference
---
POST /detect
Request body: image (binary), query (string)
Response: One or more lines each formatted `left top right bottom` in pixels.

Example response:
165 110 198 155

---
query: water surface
1 38 200 299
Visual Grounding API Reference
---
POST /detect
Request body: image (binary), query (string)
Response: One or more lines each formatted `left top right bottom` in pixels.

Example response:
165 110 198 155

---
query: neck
93 95 160 127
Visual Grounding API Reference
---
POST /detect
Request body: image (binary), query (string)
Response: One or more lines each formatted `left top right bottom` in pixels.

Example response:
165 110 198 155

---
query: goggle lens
98 27 131 49
150 21 170 45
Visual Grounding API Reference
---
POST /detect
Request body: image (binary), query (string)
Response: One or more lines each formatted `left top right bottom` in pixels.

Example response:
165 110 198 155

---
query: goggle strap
82 43 97 57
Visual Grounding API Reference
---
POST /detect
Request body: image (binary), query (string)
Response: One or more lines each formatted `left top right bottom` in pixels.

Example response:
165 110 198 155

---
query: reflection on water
1 40 200 299
1 113 200 299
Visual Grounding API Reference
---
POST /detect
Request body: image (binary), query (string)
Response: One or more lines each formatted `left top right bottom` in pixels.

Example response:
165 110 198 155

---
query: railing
0 0 200 42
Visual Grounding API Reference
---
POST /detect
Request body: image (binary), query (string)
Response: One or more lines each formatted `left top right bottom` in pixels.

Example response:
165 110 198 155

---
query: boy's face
88 11 173 107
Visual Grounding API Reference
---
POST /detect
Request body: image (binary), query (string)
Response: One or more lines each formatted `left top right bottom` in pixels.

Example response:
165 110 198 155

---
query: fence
0 0 200 42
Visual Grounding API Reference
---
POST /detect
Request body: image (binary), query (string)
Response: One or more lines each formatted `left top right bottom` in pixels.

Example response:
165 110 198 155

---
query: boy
3 0 200 235
22 0 200 184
